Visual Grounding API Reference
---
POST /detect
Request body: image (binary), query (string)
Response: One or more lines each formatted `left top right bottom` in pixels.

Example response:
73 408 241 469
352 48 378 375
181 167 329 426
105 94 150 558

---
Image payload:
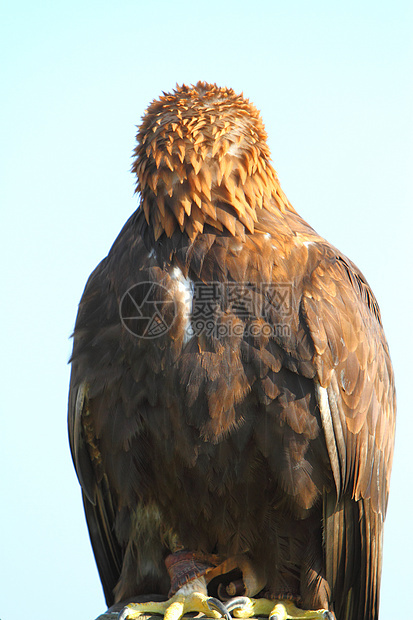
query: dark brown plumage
68 82 395 620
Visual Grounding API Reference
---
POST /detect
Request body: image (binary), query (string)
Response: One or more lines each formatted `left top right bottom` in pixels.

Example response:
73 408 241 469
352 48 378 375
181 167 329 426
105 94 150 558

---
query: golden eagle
68 83 395 620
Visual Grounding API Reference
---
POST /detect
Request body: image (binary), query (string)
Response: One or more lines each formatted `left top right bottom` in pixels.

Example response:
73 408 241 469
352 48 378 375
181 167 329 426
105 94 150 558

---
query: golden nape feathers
132 82 291 241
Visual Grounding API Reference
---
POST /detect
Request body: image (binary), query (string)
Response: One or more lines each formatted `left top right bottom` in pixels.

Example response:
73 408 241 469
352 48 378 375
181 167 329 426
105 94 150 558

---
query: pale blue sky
1 2 412 619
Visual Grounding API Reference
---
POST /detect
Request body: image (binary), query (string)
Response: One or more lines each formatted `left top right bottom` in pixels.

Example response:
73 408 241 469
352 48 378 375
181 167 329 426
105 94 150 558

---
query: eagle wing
68 260 124 605
68 231 177 607
300 246 396 618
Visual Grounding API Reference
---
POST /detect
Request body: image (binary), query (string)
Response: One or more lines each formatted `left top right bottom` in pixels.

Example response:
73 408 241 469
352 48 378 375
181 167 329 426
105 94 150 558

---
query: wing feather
68 372 123 605
302 249 395 511
302 247 395 618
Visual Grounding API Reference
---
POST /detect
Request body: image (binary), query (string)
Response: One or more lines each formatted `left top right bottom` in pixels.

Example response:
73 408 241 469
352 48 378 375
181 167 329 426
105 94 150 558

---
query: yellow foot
225 597 333 620
118 590 230 620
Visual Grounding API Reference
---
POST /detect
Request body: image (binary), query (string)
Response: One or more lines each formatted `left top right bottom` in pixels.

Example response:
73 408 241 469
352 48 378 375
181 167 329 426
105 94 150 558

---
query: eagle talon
268 600 332 620
224 598 252 613
117 591 228 620
214 597 330 620
208 597 233 620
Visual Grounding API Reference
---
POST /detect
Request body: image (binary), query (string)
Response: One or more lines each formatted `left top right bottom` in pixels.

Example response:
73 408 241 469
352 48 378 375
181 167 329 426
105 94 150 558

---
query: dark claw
118 608 130 620
323 613 334 620
268 614 280 620
207 597 233 620
223 597 251 613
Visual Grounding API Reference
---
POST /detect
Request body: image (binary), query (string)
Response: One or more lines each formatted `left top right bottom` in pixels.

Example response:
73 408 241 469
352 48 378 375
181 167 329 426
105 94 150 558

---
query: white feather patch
171 267 194 344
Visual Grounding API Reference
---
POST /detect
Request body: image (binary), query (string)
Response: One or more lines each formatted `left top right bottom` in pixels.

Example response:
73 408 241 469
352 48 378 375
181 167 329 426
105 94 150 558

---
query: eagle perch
68 82 396 620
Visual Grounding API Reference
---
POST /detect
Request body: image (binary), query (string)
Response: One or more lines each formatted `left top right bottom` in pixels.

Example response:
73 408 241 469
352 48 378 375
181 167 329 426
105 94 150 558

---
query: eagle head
132 82 285 242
